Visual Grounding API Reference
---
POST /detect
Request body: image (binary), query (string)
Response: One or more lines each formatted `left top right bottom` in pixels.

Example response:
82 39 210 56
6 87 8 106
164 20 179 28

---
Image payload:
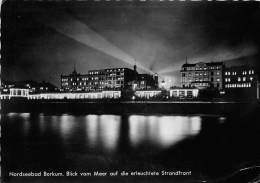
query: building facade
61 68 137 92
224 65 257 89
169 87 199 98
61 66 158 92
28 90 121 100
180 62 224 90
135 90 162 99
0 80 58 97
223 65 258 100
137 74 158 90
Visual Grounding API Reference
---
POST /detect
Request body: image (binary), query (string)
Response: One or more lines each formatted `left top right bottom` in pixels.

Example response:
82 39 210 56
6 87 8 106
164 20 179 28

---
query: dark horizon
2 1 260 87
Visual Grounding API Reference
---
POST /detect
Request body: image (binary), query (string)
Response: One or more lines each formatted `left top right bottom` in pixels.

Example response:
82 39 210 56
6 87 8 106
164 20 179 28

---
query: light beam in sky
157 44 258 74
39 9 154 74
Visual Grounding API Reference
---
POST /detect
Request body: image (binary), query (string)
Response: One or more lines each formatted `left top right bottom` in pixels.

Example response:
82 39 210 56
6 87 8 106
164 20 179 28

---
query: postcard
1 0 260 182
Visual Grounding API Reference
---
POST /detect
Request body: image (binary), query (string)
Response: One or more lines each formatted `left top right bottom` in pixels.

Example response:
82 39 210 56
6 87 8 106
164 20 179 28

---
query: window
243 77 246 81
238 77 241 82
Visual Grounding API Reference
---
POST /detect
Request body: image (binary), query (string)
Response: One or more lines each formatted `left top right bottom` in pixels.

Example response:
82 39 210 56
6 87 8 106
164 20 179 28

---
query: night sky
2 1 260 87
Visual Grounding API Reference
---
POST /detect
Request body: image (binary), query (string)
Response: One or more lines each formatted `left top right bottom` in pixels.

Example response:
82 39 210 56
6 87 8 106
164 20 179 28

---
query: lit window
217 72 220 75
243 77 246 81
250 77 253 81
252 70 254 74
238 77 241 82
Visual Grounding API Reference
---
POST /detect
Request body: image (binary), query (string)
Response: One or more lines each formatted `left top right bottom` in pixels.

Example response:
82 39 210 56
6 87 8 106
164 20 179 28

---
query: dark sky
2 1 260 87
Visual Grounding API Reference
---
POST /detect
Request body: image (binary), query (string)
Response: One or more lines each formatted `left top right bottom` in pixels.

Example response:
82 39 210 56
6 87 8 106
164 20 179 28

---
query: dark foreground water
2 111 260 183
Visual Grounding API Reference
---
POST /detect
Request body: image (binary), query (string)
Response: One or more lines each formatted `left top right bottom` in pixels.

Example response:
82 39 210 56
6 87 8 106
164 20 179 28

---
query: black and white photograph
1 0 260 182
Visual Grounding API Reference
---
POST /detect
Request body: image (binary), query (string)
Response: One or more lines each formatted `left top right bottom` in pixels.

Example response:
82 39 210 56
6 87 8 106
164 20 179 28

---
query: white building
169 88 199 98
135 90 162 99
28 90 121 100
0 88 29 99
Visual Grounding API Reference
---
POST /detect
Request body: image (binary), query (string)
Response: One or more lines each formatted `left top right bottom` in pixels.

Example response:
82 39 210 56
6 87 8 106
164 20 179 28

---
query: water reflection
129 115 201 148
6 113 202 152
3 112 259 180
60 115 75 140
85 115 121 151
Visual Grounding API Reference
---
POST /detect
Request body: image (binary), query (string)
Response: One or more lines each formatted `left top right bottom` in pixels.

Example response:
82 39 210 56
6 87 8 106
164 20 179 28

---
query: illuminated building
0 80 57 99
61 67 136 91
0 87 29 99
24 81 58 93
169 87 199 98
28 90 121 100
138 74 158 89
135 90 161 99
181 62 224 90
61 66 158 92
224 65 258 99
224 65 257 89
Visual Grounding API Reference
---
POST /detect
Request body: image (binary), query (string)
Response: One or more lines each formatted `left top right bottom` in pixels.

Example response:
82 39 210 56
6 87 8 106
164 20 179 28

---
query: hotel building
224 66 257 89
180 62 224 90
169 87 199 98
61 66 158 92
61 67 137 92
223 65 258 99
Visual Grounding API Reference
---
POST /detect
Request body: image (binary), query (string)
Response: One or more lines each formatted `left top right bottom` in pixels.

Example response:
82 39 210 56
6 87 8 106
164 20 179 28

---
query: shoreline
2 100 259 115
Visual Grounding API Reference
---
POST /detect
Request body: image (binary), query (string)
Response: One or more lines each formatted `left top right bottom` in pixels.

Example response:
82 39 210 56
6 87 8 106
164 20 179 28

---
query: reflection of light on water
100 115 120 150
86 115 98 146
129 115 143 145
7 113 19 118
129 115 201 148
51 116 60 129
219 117 226 124
60 114 75 140
7 113 31 135
85 115 120 151
20 113 30 118
19 113 31 135
39 113 46 133
190 117 201 135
